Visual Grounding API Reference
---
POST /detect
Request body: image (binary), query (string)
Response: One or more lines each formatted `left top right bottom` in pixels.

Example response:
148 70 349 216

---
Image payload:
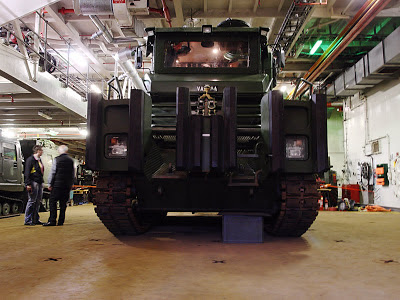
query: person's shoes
42 222 56 226
57 223 64 226
34 221 44 225
24 222 34 226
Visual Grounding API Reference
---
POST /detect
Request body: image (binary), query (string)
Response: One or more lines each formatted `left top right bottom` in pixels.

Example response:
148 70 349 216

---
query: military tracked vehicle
86 20 329 237
0 135 25 216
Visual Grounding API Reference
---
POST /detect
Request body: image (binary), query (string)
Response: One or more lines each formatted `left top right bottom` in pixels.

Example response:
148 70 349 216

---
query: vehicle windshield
164 40 250 68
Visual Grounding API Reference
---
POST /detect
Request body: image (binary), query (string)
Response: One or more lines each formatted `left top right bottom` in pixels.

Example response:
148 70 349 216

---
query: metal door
2 142 19 183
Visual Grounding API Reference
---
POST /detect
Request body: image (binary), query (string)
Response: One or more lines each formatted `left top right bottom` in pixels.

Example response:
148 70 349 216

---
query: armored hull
0 137 25 216
86 23 328 236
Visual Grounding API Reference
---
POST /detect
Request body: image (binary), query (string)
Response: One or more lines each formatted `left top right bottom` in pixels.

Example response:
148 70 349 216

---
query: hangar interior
0 0 399 210
1 0 400 298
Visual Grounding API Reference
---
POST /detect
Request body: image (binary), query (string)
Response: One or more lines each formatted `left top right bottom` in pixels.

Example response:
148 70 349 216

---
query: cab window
3 144 17 161
164 40 250 68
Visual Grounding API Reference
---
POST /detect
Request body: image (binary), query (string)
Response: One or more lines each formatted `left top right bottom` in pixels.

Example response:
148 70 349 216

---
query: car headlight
105 134 127 158
285 136 308 160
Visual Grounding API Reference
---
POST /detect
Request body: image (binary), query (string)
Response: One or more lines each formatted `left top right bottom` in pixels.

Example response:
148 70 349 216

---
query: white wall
327 110 345 180
343 78 400 208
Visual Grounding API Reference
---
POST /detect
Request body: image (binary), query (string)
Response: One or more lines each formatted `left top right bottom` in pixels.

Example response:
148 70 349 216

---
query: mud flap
311 94 329 173
86 93 103 170
261 90 284 172
128 89 152 172
176 87 191 170
222 87 237 171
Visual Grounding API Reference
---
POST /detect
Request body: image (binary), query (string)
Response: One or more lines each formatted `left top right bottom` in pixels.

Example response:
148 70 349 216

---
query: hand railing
1 11 108 100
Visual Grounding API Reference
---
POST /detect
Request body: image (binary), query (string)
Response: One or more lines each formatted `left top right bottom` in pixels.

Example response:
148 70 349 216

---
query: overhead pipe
327 102 343 112
0 95 14 102
307 0 386 78
292 0 392 99
160 0 172 27
292 78 313 101
84 39 117 56
327 102 342 107
58 7 75 15
149 7 164 16
116 48 147 92
296 0 327 6
89 15 139 44
149 3 172 27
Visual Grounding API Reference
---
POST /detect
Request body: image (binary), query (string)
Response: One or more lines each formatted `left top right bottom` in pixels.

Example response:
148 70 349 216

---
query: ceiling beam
0 101 57 108
173 0 184 27
278 0 285 12
0 43 87 118
0 0 58 26
286 8 315 55
0 92 43 100
45 5 110 77
0 115 83 121
312 7 350 19
0 121 84 127
62 15 115 22
249 18 265 29
74 140 86 146
253 0 259 13
51 139 86 153
377 7 400 17
282 61 349 73
267 0 293 44
138 8 286 20
0 109 74 116
268 17 284 44
0 82 29 94
52 138 86 148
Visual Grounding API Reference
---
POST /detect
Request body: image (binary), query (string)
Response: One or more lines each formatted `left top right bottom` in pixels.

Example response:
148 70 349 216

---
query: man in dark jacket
43 145 75 226
24 145 44 225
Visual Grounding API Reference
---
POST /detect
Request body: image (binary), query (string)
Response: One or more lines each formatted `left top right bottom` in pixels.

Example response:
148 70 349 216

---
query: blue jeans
24 182 43 224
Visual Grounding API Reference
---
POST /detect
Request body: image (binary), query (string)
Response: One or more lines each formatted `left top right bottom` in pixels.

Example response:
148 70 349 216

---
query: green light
310 40 322 55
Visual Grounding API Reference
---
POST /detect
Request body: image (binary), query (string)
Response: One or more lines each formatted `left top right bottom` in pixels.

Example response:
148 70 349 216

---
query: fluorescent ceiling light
38 111 53 120
47 130 59 136
1 128 16 138
79 129 88 136
69 51 88 67
310 40 322 55
91 84 102 94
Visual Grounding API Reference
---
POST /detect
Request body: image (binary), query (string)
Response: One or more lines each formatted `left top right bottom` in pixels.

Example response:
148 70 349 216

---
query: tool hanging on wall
358 161 372 190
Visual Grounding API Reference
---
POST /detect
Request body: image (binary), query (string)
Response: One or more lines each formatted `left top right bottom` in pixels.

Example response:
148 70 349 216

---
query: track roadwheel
94 175 165 236
2 202 10 216
264 175 319 237
11 203 20 214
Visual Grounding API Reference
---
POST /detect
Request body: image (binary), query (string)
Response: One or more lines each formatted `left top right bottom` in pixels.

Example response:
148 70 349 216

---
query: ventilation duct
73 0 113 15
327 25 400 98
116 48 147 92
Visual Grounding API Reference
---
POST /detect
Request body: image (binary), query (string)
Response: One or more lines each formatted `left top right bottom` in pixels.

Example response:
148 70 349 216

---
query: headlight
285 136 308 160
105 134 127 158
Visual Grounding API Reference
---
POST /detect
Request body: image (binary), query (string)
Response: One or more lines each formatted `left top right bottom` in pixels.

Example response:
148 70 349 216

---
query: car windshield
164 40 250 68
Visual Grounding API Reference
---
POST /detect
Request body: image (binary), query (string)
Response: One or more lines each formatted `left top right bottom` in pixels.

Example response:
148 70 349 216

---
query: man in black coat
24 145 44 225
43 145 75 226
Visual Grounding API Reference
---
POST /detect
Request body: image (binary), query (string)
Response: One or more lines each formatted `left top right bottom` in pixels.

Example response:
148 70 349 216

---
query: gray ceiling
0 0 400 129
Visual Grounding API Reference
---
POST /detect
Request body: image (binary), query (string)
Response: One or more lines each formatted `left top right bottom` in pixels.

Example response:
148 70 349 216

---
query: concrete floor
1 205 400 300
